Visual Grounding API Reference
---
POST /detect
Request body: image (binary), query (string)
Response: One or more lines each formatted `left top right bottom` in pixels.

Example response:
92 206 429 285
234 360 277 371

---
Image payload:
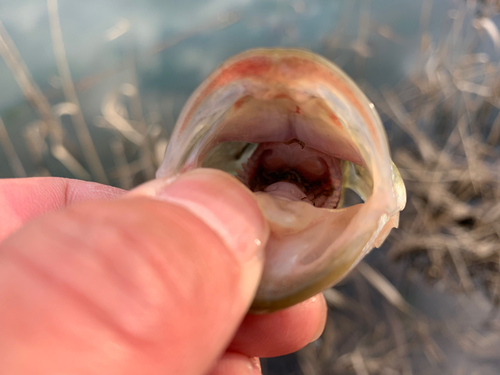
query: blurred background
1 0 499 374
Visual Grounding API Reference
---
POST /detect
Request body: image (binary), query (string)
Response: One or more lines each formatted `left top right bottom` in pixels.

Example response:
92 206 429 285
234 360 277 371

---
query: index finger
0 177 125 242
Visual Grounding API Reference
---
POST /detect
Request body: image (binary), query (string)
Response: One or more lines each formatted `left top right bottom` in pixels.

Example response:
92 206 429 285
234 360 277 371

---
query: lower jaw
203 139 375 312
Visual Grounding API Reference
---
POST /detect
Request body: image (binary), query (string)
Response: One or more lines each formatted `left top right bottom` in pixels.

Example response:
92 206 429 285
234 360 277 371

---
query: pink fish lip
237 140 343 209
158 48 406 313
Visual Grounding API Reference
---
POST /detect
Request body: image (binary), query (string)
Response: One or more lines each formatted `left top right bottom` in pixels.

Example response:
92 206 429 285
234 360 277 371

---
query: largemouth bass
157 49 406 313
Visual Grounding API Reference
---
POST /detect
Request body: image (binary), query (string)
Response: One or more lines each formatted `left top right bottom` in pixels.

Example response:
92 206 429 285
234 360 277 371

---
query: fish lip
158 48 407 312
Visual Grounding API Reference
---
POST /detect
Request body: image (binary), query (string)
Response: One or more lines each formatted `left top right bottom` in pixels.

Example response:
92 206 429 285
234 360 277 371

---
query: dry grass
288 1 500 374
374 7 500 303
0 115 26 177
47 0 108 183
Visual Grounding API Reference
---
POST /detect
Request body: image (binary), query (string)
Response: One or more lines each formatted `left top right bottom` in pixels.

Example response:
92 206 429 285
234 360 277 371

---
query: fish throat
238 138 343 208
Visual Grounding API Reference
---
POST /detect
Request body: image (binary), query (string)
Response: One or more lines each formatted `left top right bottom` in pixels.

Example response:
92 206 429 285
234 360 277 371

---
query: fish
157 48 406 313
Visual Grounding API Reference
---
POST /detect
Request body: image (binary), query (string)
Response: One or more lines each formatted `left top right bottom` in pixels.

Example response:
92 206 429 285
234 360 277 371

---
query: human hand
0 169 326 375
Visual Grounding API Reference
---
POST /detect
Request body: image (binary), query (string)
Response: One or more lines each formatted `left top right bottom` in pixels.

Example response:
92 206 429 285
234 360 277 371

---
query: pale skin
0 169 326 375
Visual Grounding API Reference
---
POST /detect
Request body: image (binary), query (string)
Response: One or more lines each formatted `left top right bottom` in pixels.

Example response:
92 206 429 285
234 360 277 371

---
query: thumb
0 169 269 375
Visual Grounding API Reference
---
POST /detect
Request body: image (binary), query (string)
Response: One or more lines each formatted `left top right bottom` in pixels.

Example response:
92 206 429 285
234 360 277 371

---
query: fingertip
128 168 269 263
208 353 262 375
310 293 327 342
230 293 328 357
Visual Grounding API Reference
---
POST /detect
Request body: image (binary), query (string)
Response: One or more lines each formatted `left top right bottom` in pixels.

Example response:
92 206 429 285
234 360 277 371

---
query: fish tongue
263 181 312 203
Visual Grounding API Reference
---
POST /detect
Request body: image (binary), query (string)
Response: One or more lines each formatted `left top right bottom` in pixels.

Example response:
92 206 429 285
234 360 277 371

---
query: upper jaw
196 90 367 169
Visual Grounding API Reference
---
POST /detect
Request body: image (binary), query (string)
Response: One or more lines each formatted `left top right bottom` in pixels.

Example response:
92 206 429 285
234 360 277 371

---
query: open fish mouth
237 139 343 209
157 48 406 313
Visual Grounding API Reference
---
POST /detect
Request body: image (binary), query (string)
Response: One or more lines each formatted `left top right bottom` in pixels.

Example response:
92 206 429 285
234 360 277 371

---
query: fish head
157 48 406 313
